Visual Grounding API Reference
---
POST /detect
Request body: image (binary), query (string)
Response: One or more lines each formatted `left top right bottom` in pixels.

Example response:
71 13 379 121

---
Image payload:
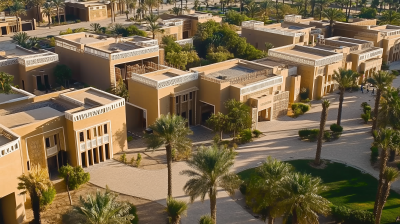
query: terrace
0 45 58 67
0 87 35 105
242 20 310 37
325 36 374 51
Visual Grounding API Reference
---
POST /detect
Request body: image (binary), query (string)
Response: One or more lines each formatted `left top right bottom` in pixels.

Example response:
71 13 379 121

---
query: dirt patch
309 160 328 169
113 150 167 170
23 180 166 224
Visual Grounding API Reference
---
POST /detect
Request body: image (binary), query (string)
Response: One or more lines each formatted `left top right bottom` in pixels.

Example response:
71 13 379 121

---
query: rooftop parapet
284 15 303 23
0 87 35 105
0 46 58 68
324 36 374 51
0 124 20 159
242 20 307 37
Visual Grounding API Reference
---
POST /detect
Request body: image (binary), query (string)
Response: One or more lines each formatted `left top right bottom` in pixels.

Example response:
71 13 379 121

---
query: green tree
42 1 55 28
166 50 199 70
206 46 234 63
109 78 129 101
144 14 164 39
171 6 181 15
11 32 30 47
375 167 400 224
18 165 52 224
58 164 90 190
126 25 148 36
316 0 331 19
332 68 359 126
264 42 274 53
367 71 395 132
359 7 377 18
9 0 27 32
52 0 65 25
144 114 193 197
0 72 14 94
315 100 330 165
53 64 72 87
181 145 242 223
280 173 330 224
224 10 249 25
165 197 188 224
259 0 273 22
380 10 400 25
246 157 293 224
206 112 229 140
225 99 252 137
323 8 345 37
74 187 134 224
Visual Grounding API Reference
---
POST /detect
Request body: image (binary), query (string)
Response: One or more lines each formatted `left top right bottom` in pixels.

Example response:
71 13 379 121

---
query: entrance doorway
44 75 49 90
183 31 189 39
47 155 59 180
258 108 271 122
81 152 86 167
200 102 214 125
93 148 99 164
36 76 42 90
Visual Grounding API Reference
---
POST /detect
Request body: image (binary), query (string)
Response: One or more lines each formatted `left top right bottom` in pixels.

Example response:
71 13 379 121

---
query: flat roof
232 74 278 87
0 135 11 145
0 47 36 59
63 88 120 105
282 48 327 59
0 107 64 129
0 93 26 104
208 65 255 79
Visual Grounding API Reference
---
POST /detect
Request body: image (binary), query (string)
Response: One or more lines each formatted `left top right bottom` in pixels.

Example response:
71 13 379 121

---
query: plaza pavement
85 75 400 224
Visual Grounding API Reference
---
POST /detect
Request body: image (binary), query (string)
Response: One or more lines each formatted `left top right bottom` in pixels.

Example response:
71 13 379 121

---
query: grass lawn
237 159 400 224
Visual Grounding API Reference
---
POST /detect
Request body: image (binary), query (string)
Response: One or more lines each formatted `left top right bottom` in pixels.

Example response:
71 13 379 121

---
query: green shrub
59 164 90 190
239 129 253 143
298 129 311 138
127 136 133 142
213 133 220 144
361 102 368 108
75 19 81 23
252 129 262 138
361 112 370 124
298 129 319 141
309 129 319 141
40 186 56 209
370 146 379 164
294 107 303 117
199 215 214 224
323 131 331 141
392 70 399 76
292 103 310 116
331 205 351 223
330 124 343 133
363 105 372 113
128 203 139 224
130 156 136 166
136 153 142 167
331 205 374 224
239 182 247 195
120 153 127 164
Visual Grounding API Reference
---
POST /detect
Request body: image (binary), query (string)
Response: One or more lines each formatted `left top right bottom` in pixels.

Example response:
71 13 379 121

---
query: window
175 96 179 104
27 161 30 170
79 132 84 142
104 124 108 134
54 135 57 145
45 138 50 148
93 128 97 137
98 126 102 136
87 130 91 139
183 94 188 102
189 92 193 100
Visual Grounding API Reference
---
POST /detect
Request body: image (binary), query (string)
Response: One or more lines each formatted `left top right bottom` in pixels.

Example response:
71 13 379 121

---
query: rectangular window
93 128 97 137
45 138 50 148
176 96 179 104
189 92 193 100
54 135 57 145
104 124 108 134
87 130 91 139
79 132 84 142
183 95 187 102
27 161 30 170
98 126 102 136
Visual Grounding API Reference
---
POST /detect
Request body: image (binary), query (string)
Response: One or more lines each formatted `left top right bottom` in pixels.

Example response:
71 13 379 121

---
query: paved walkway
86 78 400 223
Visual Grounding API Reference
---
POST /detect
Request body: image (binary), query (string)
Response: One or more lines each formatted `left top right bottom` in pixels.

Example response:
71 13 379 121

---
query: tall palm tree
332 68 359 126
280 173 331 224
245 2 260 18
378 87 400 130
246 156 293 224
52 0 65 25
375 167 400 224
316 0 331 19
181 145 242 223
372 128 397 217
323 8 345 37
9 0 27 32
74 187 134 224
42 1 55 29
144 12 159 23
315 99 330 166
147 22 164 39
17 164 52 224
165 197 188 224
144 114 192 197
380 10 400 25
367 71 395 132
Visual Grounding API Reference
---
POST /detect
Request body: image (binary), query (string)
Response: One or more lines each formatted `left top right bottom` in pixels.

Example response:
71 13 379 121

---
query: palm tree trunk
329 22 334 37
372 89 381 132
376 182 392 224
268 216 274 224
220 130 223 141
31 190 41 224
166 144 173 197
57 8 60 25
292 208 298 224
374 148 388 215
311 0 315 16
48 15 51 29
210 188 217 223
15 15 19 32
111 3 114 23
315 105 328 165
319 5 322 19
337 89 344 126
36 5 41 26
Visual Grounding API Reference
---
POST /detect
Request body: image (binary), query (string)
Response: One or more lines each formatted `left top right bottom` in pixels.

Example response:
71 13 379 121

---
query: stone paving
86 77 400 224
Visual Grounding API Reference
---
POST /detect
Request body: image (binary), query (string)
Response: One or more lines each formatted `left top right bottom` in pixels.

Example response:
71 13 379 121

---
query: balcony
46 145 58 157
175 38 193 46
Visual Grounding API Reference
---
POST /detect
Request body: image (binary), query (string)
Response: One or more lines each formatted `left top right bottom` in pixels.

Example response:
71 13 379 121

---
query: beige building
55 32 162 90
0 87 127 224
0 45 59 93
0 16 36 35
127 59 294 131
65 1 110 22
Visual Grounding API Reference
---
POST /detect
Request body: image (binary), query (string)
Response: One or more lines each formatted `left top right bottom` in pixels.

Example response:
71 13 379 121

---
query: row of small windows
45 135 58 148
79 124 108 142
176 92 193 104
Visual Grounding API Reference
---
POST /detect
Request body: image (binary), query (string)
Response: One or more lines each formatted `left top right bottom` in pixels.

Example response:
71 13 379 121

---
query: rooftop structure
0 87 35 105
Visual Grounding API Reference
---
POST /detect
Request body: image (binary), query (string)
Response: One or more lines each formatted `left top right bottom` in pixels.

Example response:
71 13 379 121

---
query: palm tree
315 99 330 166
316 0 332 19
52 0 65 25
0 72 14 94
181 145 242 223
129 0 137 18
323 8 345 37
147 22 164 39
110 0 118 23
165 197 188 224
265 42 274 53
246 156 293 224
259 0 273 22
332 68 359 126
9 0 27 32
74 187 134 224
280 173 330 224
245 2 260 18
17 164 52 224
11 32 30 47
90 23 101 32
372 128 397 217
144 114 192 197
367 71 395 132
380 10 400 24
42 1 55 29
378 87 400 130
27 0 46 26
171 6 181 15
375 167 400 224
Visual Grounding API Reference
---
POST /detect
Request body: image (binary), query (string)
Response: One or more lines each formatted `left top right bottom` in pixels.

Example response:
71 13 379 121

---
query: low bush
239 182 247 195
40 186 56 210
252 129 262 138
323 131 331 141
291 103 310 113
120 153 127 164
59 164 90 190
370 146 379 164
331 205 374 224
239 129 253 143
136 153 142 167
330 124 343 133
128 203 139 224
299 129 311 138
298 129 319 141
127 136 133 142
361 112 370 124
293 107 303 117
75 19 81 23
130 156 135 166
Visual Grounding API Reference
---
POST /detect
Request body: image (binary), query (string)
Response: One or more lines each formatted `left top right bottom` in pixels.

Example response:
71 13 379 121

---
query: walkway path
86 77 400 223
